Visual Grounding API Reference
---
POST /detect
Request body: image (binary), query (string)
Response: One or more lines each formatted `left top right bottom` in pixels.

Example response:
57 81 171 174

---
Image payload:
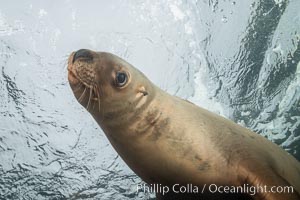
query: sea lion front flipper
238 163 300 200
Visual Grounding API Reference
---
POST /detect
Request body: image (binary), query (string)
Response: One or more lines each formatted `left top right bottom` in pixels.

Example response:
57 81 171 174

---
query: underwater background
0 0 299 199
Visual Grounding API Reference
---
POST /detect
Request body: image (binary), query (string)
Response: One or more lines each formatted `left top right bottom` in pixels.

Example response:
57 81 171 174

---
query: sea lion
67 49 300 200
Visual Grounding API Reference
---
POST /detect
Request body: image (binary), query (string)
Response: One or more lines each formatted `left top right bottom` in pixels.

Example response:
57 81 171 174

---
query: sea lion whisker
92 84 102 115
86 87 93 110
95 85 101 112
98 84 103 97
73 82 84 93
78 87 87 103
91 89 96 110
90 84 98 100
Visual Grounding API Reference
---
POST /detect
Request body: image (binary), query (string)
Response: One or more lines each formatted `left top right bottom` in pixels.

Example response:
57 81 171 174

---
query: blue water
0 0 299 199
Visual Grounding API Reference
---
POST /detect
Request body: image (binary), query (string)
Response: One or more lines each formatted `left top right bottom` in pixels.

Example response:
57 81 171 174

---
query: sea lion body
67 49 300 200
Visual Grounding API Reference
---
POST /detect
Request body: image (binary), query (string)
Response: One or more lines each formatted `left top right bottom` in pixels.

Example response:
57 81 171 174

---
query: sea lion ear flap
138 86 148 96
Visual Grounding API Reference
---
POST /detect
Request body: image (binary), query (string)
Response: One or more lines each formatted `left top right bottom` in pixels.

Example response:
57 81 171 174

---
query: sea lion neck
92 83 158 132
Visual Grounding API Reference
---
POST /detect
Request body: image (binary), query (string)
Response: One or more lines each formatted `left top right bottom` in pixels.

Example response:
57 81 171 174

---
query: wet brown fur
68 50 300 200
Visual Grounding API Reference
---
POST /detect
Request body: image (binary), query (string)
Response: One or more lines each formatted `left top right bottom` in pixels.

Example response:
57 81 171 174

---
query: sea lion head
67 49 154 126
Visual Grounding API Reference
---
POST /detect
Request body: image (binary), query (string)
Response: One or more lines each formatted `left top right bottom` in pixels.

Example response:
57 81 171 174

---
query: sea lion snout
67 49 97 88
73 49 93 63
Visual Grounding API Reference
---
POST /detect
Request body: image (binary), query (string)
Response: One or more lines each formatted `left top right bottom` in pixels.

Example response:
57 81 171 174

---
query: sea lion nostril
73 49 93 63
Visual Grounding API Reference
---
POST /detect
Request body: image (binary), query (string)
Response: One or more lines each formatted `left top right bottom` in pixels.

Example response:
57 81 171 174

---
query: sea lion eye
115 72 128 87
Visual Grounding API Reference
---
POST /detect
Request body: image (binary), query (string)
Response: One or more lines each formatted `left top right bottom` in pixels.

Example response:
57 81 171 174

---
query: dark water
0 0 299 199
195 0 300 159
